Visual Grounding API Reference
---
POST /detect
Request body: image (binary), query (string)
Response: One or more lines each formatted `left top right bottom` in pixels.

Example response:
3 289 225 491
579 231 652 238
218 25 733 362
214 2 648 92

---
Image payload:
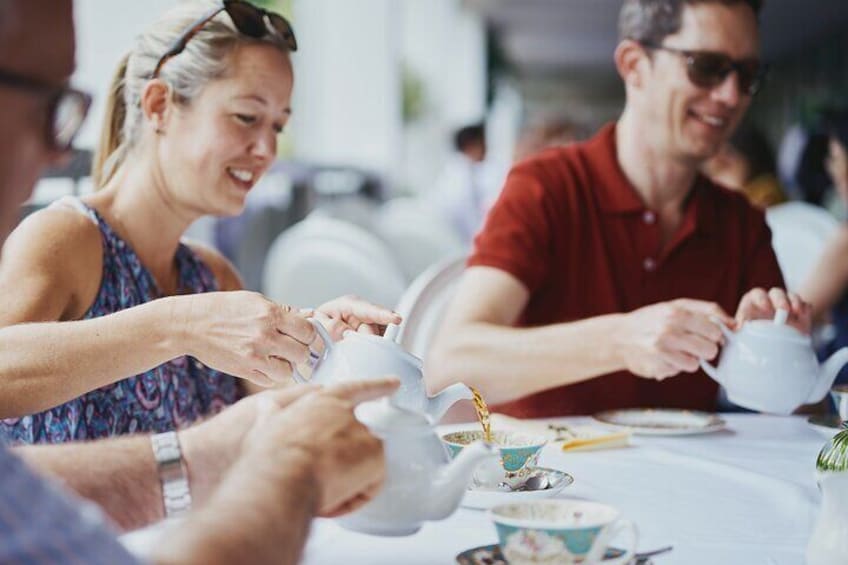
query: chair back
375 198 465 281
262 216 406 308
394 255 467 358
766 202 839 291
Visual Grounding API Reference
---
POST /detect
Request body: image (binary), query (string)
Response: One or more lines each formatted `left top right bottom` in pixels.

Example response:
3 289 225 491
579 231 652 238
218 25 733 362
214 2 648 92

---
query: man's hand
613 299 733 380
244 379 400 516
735 287 812 334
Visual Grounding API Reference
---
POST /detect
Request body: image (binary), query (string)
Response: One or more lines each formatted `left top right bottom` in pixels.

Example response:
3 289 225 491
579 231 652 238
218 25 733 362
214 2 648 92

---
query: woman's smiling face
158 42 293 217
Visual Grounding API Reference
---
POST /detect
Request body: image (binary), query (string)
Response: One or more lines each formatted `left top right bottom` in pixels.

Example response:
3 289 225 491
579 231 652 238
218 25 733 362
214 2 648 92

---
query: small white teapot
337 398 497 536
294 322 472 422
700 310 848 415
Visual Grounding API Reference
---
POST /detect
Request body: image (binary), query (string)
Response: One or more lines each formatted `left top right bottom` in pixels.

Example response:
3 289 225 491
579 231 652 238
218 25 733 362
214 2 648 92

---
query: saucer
808 414 845 438
456 544 647 564
593 408 726 436
462 467 574 510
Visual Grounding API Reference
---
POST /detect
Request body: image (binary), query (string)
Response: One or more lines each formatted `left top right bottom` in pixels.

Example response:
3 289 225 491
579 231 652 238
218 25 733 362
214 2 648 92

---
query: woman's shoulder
4 202 103 271
182 239 244 291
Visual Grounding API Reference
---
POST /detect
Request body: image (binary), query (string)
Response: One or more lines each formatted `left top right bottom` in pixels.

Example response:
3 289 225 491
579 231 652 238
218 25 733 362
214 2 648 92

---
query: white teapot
700 310 848 415
337 398 497 536
294 322 472 422
807 423 848 565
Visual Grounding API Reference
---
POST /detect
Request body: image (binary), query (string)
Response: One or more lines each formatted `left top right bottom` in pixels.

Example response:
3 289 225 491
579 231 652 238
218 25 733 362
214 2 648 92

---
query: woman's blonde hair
92 0 293 188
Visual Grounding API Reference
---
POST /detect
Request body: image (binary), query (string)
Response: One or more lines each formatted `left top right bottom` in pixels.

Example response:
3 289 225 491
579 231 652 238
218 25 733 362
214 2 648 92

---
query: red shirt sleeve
467 160 558 294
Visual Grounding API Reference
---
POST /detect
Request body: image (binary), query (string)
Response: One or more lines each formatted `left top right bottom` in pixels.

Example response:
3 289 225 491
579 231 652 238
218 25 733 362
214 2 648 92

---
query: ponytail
91 52 130 189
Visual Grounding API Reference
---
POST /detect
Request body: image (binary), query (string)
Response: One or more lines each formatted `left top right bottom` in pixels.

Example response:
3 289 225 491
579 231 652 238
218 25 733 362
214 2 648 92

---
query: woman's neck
86 150 199 293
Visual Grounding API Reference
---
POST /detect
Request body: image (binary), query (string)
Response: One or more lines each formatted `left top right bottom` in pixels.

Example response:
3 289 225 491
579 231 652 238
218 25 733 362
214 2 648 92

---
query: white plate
592 408 726 436
461 467 574 510
808 414 844 439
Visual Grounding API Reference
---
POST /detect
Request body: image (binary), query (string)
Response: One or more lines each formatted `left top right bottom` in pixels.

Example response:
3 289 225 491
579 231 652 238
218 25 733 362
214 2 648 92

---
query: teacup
489 500 639 565
441 430 547 489
832 385 848 421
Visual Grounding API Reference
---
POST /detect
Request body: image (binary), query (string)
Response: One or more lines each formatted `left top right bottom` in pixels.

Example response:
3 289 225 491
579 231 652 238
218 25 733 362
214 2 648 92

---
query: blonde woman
0 0 399 443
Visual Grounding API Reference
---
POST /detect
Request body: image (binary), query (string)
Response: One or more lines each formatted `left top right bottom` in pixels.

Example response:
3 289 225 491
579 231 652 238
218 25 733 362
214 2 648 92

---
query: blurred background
28 0 848 318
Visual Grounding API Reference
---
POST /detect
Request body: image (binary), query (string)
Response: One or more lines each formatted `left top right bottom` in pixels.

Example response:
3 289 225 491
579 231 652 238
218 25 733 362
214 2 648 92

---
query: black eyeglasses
0 68 91 152
152 0 297 79
641 42 766 96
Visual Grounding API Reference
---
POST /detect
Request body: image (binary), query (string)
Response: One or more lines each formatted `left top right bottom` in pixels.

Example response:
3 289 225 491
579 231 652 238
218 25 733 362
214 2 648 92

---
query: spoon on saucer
498 474 550 492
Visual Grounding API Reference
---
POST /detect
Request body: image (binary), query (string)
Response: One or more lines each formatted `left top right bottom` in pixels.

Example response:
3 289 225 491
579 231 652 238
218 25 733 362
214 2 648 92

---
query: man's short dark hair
454 123 485 153
618 0 762 44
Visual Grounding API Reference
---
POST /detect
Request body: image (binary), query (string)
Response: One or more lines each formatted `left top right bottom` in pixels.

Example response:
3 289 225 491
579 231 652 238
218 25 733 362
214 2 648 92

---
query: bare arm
0 212 320 416
152 449 318 565
426 267 730 405
800 226 848 322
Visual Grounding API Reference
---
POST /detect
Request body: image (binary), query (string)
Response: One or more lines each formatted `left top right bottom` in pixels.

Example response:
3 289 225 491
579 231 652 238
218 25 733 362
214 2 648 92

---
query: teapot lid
817 422 848 473
343 331 424 368
355 398 431 431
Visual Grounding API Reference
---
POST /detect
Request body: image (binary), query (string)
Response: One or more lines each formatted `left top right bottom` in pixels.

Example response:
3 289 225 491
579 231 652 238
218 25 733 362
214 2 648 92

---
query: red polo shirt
468 123 784 417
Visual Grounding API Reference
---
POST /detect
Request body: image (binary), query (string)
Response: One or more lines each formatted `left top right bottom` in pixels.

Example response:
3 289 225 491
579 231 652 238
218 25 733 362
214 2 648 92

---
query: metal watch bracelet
150 431 192 518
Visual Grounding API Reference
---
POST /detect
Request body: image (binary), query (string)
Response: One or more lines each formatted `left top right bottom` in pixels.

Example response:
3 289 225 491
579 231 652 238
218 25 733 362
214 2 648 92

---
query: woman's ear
614 39 648 91
140 79 172 135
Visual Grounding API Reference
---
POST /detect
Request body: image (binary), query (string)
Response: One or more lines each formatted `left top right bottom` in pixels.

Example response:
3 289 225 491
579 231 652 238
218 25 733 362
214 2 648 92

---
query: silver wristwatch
150 431 192 518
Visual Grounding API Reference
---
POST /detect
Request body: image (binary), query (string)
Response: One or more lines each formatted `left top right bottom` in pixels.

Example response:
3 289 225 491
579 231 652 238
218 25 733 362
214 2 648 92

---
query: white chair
766 201 840 291
394 255 467 358
375 198 465 281
262 217 407 309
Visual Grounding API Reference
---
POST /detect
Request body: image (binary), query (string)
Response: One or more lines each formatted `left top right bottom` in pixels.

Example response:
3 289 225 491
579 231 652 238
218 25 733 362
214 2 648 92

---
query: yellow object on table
490 413 630 451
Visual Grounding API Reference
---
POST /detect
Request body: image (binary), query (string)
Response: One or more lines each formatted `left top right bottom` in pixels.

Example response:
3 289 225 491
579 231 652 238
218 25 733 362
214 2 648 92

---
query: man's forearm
15 436 163 531
152 450 319 565
427 313 627 404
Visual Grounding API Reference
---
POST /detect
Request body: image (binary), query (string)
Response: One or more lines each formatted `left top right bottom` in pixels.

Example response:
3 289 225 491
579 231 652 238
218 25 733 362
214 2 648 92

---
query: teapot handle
292 318 335 384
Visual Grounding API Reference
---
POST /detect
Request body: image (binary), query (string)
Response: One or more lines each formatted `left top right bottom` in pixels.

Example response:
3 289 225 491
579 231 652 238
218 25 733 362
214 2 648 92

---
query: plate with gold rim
592 408 726 436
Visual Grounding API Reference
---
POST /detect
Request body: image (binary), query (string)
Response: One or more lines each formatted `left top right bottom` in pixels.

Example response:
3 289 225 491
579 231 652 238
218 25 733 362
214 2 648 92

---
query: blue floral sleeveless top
0 199 240 444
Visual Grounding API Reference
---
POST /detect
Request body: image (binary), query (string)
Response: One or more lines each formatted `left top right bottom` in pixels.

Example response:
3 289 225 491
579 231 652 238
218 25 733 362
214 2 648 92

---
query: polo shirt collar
588 122 716 236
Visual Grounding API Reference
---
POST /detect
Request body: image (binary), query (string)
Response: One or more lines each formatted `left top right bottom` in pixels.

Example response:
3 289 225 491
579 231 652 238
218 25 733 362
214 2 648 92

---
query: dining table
297 413 829 565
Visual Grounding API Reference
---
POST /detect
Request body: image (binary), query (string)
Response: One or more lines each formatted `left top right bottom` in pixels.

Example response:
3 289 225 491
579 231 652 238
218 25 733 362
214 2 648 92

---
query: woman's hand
312 295 402 341
175 291 315 387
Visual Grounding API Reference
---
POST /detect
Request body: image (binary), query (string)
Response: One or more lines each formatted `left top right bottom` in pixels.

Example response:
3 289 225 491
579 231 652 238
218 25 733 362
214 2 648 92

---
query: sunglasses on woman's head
152 0 297 79
641 42 766 96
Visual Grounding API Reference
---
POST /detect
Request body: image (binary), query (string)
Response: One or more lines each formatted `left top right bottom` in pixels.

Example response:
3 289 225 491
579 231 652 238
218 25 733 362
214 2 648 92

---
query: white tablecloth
300 414 827 565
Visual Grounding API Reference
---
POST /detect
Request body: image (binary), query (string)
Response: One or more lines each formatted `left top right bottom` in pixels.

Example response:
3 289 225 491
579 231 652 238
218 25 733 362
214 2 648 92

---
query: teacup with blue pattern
441 430 547 489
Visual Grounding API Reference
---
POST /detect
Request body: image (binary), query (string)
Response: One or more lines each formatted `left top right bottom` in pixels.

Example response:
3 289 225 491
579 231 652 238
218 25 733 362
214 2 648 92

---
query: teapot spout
426 383 474 423
427 441 496 520
810 347 848 404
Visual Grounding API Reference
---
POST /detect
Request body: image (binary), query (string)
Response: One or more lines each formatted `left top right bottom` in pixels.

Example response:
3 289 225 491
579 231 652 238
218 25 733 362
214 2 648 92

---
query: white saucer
461 467 574 510
593 408 726 436
808 414 844 438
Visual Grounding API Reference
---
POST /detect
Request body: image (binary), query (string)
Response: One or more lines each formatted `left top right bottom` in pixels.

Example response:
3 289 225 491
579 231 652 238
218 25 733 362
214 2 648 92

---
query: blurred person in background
513 116 586 162
0 1 396 562
701 125 786 208
0 0 401 443
800 110 848 386
427 0 811 418
431 122 501 245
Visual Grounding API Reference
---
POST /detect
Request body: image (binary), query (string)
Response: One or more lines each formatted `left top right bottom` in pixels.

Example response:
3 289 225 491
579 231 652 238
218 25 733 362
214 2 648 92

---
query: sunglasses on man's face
0 68 91 152
641 42 766 96
152 0 297 79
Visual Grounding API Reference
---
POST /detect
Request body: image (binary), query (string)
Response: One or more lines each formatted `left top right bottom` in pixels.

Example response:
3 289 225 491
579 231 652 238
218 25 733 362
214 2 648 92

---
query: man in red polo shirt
426 0 812 418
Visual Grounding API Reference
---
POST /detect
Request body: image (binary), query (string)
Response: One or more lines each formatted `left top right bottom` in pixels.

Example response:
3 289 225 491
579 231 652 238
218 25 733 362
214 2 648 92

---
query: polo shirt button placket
643 257 657 272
